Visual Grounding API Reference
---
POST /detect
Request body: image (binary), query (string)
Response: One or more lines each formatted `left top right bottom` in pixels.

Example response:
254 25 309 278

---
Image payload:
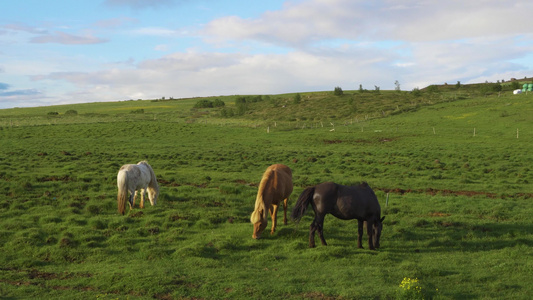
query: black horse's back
313 182 337 196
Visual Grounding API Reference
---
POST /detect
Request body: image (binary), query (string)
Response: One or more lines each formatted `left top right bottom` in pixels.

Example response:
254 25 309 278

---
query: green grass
0 87 532 299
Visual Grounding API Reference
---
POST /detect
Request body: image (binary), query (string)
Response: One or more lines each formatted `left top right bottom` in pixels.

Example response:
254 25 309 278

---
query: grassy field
0 86 532 299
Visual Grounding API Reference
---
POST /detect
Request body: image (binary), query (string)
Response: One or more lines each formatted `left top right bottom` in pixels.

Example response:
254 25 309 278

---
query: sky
1 0 533 109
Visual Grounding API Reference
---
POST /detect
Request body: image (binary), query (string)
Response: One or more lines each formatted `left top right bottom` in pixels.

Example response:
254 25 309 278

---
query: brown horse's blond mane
250 169 274 224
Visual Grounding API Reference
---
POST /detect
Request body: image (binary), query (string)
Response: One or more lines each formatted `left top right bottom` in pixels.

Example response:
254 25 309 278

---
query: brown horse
291 182 384 249
250 164 293 239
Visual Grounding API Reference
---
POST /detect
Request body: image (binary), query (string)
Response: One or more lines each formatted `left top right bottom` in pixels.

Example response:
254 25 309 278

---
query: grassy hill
0 84 532 299
0 80 523 124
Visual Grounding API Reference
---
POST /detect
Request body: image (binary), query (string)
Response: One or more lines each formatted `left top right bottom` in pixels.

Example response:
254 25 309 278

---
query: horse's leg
309 214 326 247
128 193 134 210
316 215 327 246
270 204 279 235
357 220 364 249
309 220 317 248
132 190 138 209
140 188 145 209
366 219 376 250
128 189 135 210
282 197 288 225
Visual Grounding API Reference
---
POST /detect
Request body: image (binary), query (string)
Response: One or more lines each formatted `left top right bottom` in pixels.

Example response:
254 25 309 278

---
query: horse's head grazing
147 187 159 206
250 209 267 239
372 216 385 248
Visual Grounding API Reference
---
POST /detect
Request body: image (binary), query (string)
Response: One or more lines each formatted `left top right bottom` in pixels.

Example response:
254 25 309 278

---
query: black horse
291 182 385 249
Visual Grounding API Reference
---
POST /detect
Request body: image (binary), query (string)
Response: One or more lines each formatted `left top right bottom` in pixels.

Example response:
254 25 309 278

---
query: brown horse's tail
117 171 128 215
291 186 315 223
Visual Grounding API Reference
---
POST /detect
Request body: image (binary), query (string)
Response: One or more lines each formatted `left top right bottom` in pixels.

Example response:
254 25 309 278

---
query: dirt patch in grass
28 269 57 280
37 175 75 182
129 211 144 218
323 139 343 144
438 221 463 228
169 213 188 221
429 212 451 217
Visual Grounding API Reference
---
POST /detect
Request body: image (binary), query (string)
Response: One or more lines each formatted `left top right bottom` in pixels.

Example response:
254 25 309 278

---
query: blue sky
1 0 533 108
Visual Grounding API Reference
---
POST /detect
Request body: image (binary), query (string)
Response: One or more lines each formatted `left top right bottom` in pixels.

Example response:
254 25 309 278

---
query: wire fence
1 113 531 141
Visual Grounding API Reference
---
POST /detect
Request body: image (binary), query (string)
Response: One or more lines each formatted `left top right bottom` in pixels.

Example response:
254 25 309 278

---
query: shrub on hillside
220 108 234 117
235 97 247 115
293 93 301 104
248 95 263 103
194 100 213 108
510 81 521 90
194 99 225 108
213 99 225 107
426 85 439 93
480 82 502 94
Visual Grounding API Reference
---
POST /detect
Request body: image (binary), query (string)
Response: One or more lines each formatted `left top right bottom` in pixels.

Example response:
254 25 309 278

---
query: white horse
117 161 159 215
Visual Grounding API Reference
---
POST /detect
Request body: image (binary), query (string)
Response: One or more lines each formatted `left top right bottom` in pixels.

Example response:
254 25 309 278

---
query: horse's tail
291 186 315 223
117 171 128 215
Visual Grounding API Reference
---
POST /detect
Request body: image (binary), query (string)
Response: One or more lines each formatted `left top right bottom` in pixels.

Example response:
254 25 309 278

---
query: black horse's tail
291 186 315 223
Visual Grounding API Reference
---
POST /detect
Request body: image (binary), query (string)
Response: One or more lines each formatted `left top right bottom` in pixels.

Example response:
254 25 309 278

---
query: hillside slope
0 82 527 127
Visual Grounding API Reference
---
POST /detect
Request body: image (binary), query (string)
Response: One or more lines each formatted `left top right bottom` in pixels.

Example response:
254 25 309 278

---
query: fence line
1 115 531 140
262 121 531 140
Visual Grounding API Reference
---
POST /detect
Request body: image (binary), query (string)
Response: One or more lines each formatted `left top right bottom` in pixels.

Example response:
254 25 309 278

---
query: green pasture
0 87 532 299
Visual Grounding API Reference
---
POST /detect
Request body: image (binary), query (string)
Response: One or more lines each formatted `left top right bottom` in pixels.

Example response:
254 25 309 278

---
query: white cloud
154 44 169 51
104 0 178 9
2 23 48 35
93 17 139 29
386 1 533 42
0 89 46 108
130 27 178 37
202 0 533 47
30 31 108 45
